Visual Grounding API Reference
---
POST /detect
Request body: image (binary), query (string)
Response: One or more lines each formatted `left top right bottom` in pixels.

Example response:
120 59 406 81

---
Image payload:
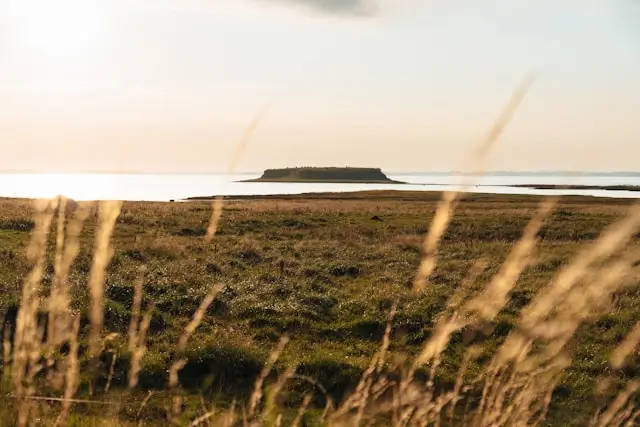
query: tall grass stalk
611 322 640 369
204 104 270 243
88 201 123 359
169 285 224 421
127 266 153 389
413 73 537 292
12 199 57 427
46 198 91 391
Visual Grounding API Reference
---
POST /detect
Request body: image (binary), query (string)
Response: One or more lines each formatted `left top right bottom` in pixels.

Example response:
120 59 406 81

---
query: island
240 167 406 184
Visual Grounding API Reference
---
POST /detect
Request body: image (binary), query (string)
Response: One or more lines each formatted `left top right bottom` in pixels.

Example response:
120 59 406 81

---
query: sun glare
5 0 106 59
8 174 117 201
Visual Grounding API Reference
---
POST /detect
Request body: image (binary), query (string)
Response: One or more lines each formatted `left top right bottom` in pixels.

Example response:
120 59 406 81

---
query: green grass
0 192 638 425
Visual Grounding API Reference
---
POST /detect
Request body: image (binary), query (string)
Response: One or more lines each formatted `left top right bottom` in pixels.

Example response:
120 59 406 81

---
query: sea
1 172 639 202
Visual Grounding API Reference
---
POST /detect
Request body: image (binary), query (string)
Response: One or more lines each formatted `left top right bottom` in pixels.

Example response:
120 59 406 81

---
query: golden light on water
3 174 116 201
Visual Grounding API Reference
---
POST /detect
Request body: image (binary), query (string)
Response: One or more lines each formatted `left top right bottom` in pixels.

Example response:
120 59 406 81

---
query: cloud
261 0 378 17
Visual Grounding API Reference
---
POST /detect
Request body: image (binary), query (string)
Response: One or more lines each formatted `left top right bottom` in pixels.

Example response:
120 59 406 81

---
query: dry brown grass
611 322 640 370
12 199 57 427
88 201 123 360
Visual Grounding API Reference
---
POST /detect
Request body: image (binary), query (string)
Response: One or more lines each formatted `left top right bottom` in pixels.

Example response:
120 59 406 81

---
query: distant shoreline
184 189 638 203
512 184 640 192
1 170 639 177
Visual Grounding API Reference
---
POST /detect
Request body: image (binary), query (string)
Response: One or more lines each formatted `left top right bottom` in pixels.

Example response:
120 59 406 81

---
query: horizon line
1 169 640 176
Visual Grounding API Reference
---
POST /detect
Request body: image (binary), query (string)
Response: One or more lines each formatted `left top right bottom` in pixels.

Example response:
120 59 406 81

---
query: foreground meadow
0 191 638 426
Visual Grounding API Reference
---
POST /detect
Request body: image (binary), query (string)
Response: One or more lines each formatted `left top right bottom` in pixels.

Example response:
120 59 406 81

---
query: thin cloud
261 0 378 17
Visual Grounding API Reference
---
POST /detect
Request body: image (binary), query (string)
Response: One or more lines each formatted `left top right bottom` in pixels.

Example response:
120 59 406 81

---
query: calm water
1 173 639 201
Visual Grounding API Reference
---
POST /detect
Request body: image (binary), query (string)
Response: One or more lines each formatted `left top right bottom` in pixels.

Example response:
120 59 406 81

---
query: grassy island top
242 167 405 183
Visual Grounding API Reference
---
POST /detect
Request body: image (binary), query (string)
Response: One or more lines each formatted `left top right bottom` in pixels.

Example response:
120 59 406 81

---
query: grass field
0 191 638 426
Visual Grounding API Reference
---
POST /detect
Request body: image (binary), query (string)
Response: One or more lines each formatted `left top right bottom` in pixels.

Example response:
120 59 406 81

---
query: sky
0 0 638 173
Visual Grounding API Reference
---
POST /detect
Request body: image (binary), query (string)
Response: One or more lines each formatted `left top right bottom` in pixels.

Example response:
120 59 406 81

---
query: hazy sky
0 0 638 172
